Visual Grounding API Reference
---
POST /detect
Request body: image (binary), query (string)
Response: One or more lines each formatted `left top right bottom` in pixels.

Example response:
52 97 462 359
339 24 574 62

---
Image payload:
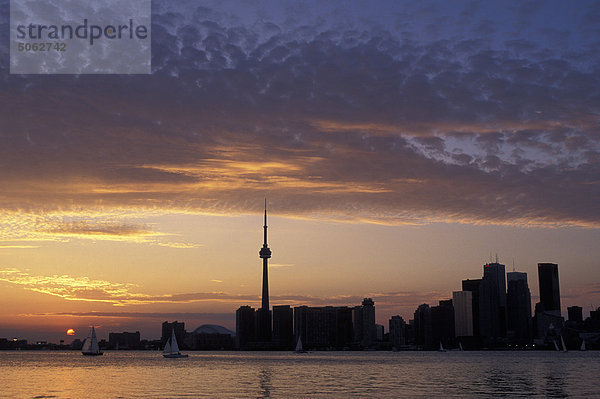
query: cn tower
257 199 272 342
259 199 271 311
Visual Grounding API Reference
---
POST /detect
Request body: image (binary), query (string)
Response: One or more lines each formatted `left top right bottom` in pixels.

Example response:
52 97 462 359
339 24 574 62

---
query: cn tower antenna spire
264 198 268 245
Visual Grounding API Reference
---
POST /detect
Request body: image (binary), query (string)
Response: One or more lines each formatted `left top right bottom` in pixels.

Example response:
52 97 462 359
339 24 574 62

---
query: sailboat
560 335 568 352
458 342 464 351
81 326 103 356
294 337 307 353
553 340 560 351
163 328 188 358
438 342 446 352
580 339 586 351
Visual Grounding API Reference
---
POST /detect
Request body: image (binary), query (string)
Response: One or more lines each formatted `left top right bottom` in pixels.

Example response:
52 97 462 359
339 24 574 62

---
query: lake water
1 351 599 398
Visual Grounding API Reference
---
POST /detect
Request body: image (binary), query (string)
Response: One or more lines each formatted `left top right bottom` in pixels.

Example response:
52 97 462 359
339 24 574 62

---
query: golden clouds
0 209 200 247
0 268 257 306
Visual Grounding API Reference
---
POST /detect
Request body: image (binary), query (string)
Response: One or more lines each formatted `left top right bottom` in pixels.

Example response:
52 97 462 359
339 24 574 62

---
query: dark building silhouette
294 306 353 350
161 321 186 348
389 315 406 349
506 271 532 344
414 303 432 349
431 300 455 348
462 278 482 338
257 201 272 342
538 263 561 316
186 325 234 350
568 306 583 323
235 305 256 349
353 298 376 348
273 305 294 350
453 291 473 338
479 262 507 344
108 331 140 349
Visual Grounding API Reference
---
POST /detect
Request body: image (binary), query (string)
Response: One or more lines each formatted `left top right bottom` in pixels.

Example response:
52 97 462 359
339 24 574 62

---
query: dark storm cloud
1 0 599 227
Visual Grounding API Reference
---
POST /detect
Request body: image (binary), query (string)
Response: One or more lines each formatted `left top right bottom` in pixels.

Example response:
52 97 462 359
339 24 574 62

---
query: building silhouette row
234 204 599 350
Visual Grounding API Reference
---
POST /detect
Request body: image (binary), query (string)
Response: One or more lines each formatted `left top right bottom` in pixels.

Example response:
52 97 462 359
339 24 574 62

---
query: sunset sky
1 0 599 343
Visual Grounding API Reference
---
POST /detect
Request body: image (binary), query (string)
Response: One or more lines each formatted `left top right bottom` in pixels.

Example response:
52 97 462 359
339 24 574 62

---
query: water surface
1 351 598 398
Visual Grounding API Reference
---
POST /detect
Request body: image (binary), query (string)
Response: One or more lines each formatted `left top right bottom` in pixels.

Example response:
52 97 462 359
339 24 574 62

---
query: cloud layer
0 0 598 232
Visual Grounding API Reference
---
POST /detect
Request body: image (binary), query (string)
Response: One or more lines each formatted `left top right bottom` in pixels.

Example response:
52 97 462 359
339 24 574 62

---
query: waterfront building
273 305 294 349
431 299 455 348
453 291 473 338
538 263 561 316
235 305 256 349
414 303 432 349
479 262 507 344
506 271 532 344
568 306 583 323
389 315 406 348
294 305 353 350
462 278 482 338
353 298 376 348
108 331 140 349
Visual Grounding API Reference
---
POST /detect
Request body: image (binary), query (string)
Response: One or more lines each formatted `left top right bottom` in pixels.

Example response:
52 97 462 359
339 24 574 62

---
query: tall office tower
413 303 432 349
431 300 455 348
235 305 256 349
389 315 406 348
567 306 583 323
453 291 473 337
272 305 294 350
256 201 272 342
538 263 561 316
479 262 507 343
462 279 482 337
506 271 532 344
352 298 376 348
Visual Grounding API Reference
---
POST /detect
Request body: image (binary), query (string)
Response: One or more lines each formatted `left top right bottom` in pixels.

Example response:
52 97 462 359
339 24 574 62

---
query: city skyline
1 0 600 343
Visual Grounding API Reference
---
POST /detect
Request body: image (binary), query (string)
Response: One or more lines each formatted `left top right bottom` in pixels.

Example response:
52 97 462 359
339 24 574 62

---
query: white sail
553 340 560 351
170 328 180 353
580 339 586 351
295 337 303 352
90 327 99 353
560 335 567 352
81 338 90 353
459 342 463 351
163 339 172 354
82 326 102 355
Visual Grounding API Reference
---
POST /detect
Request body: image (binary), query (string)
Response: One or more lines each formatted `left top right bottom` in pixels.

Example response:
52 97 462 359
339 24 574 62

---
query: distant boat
294 337 307 353
553 340 560 351
580 339 586 351
458 342 464 351
82 326 103 356
560 335 568 352
163 328 188 358
438 342 446 352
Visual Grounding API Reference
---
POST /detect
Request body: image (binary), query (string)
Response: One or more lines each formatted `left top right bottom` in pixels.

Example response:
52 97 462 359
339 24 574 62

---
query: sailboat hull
163 353 188 358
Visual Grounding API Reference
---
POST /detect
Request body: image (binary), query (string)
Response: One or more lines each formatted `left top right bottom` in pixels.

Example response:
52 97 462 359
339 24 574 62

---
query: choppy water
1 351 599 398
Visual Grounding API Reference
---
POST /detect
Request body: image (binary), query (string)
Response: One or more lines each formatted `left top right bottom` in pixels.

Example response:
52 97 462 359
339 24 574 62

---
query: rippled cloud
0 0 598 230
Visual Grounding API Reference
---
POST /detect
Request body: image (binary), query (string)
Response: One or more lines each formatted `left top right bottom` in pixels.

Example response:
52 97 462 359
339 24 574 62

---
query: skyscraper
256 200 272 342
538 263 561 316
462 278 482 338
453 291 473 338
506 271 532 344
353 298 376 349
479 262 507 344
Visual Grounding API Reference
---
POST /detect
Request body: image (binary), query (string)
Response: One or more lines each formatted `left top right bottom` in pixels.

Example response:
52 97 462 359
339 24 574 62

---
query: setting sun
66 329 75 336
